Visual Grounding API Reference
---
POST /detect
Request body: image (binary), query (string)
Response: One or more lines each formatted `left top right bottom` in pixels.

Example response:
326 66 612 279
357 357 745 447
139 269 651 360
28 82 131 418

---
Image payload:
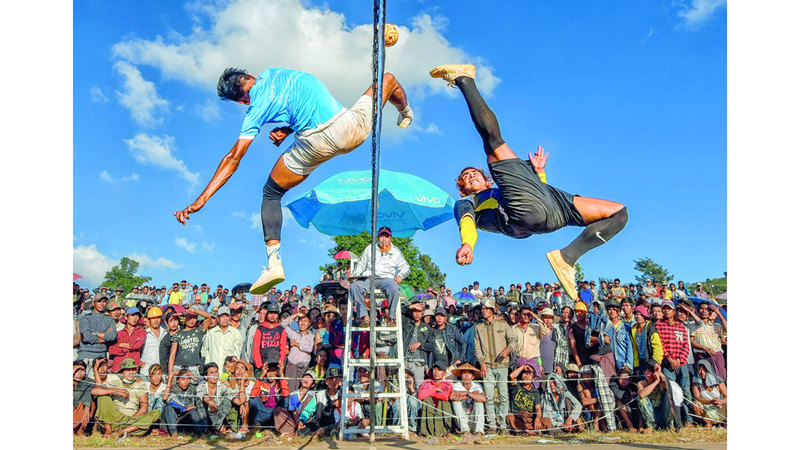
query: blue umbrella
454 292 479 304
286 169 455 237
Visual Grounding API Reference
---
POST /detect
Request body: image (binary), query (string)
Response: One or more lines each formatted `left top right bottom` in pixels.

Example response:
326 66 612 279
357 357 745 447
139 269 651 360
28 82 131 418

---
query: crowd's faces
122 367 137 383
411 308 423 323
301 375 315 389
110 308 122 321
461 370 475 383
663 306 675 320
542 314 554 327
461 287 468 294
177 373 192 390
509 309 519 324
432 366 445 381
234 362 249 380
607 307 620 321
562 307 573 323
316 349 328 367
206 366 220 383
678 281 685 290
357 368 369 383
439 287 447 296
675 309 688 323
651 306 663 321
325 376 341 391
185 314 198 329
96 360 109 377
213 313 229 328
94 297 108 313
446 289 453 297
434 313 447 327
509 284 516 292
298 315 311 332
498 287 505 295
338 303 348 318
521 366 536 384
167 315 180 332
207 316 218 328
622 302 633 317
601 281 608 289
148 316 162 330
614 280 621 288
265 367 279 382
634 312 646 325
149 369 163 386
481 306 494 321
127 312 141 327
73 365 86 381
231 309 243 323
519 310 532 325
575 309 588 323
315 317 325 329
544 284 551 292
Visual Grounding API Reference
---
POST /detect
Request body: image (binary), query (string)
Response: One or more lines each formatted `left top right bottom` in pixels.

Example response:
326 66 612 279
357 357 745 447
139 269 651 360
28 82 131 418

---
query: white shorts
282 95 374 176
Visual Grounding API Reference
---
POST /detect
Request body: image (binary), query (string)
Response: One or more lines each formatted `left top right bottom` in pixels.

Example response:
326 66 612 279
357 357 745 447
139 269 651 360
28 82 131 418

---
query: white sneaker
429 64 476 87
250 262 285 295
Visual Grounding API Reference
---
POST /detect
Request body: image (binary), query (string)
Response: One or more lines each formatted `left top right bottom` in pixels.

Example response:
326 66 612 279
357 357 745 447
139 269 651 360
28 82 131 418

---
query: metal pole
368 0 387 444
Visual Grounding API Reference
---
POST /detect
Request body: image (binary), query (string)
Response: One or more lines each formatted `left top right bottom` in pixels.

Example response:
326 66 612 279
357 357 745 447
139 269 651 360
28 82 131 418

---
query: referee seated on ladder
349 226 410 327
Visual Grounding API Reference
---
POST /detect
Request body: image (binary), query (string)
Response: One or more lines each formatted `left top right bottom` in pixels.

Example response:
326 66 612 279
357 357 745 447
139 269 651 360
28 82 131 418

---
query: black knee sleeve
455 76 505 155
261 177 288 242
561 207 628 266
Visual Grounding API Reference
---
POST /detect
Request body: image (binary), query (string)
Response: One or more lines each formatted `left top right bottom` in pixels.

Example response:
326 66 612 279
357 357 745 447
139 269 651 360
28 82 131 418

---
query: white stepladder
339 289 409 440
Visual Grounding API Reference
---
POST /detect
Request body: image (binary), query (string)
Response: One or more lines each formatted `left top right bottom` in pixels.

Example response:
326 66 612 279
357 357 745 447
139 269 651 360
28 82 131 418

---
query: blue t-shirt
239 68 343 139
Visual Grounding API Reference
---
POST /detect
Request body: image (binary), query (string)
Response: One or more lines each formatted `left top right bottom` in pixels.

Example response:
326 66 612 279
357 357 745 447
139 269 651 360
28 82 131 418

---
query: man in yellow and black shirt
430 64 629 301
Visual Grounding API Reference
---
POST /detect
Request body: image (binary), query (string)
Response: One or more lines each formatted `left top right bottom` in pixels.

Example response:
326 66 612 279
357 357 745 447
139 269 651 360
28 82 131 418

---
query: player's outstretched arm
174 139 253 225
528 145 549 183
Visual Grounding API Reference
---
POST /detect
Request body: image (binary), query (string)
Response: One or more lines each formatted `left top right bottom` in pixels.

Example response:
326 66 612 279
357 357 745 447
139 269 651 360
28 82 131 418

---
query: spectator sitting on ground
308 367 343 439
636 360 679 432
541 373 582 435
417 360 456 438
94 357 161 438
450 363 486 442
163 368 206 437
274 371 320 437
249 363 289 431
72 360 94 436
199 362 247 436
506 363 544 435
690 360 727 428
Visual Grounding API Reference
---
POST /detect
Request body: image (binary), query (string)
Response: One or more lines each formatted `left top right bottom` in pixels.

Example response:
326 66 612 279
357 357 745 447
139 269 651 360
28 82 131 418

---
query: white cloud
201 241 215 251
175 237 197 252
124 133 200 185
90 86 109 103
99 170 140 184
129 253 182 269
232 211 246 218
675 0 726 29
111 0 499 107
641 27 655 45
249 212 261 230
196 98 222 122
73 244 181 288
113 60 170 126
73 244 117 288
418 122 442 135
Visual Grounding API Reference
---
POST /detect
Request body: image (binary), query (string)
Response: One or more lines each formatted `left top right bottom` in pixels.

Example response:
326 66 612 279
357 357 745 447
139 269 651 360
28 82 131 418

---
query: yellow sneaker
546 250 578 300
249 263 285 295
429 64 476 87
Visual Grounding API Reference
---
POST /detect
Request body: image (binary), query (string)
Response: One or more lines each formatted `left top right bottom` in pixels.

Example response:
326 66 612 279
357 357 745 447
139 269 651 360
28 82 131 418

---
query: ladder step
341 425 406 435
343 392 404 399
350 326 401 332
348 358 403 366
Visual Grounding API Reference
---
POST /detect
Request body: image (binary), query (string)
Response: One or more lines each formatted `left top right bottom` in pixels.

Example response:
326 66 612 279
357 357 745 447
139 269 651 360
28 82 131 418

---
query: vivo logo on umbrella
377 211 405 218
338 177 371 184
415 195 442 204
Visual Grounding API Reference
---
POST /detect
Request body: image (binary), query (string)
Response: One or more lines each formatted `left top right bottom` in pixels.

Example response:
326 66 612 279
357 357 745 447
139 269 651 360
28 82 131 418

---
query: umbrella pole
367 1 387 444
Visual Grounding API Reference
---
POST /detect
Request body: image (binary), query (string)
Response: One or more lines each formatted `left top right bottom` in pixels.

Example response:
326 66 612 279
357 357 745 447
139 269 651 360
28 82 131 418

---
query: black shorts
488 158 586 236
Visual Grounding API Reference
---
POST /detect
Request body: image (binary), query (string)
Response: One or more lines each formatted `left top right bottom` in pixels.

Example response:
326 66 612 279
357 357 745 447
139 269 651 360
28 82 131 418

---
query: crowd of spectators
73 275 727 442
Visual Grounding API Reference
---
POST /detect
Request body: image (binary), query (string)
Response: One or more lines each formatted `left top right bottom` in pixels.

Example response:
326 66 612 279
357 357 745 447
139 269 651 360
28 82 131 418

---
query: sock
560 207 628 266
266 242 281 268
454 76 505 155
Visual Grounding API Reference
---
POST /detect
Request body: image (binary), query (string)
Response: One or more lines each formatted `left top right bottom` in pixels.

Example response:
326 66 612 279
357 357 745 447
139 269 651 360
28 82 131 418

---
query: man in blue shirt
175 68 412 295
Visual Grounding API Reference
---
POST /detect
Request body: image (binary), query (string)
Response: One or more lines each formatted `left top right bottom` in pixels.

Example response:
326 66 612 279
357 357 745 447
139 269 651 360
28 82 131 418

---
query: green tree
633 257 673 285
574 262 585 285
691 273 727 299
324 232 445 291
102 257 152 294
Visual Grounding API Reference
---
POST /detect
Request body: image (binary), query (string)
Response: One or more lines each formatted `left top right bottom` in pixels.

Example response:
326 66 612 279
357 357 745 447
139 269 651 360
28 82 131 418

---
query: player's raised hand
174 203 203 225
528 145 549 173
455 243 473 265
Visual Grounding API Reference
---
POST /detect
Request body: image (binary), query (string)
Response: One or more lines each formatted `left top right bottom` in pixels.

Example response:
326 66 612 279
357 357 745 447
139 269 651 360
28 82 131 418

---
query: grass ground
73 426 726 448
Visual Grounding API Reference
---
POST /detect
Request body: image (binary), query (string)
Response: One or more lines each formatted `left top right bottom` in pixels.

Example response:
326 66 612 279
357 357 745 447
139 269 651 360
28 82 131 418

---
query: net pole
368 0 387 444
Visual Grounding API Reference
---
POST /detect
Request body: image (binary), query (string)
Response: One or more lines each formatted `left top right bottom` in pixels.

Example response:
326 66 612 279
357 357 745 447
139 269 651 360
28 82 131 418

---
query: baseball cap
482 298 497 310
540 307 555 317
606 300 621 310
423 308 434 317
267 302 280 313
661 299 675 309
119 358 137 370
125 307 140 316
93 293 109 303
432 360 449 370
378 226 392 236
434 306 447 316
566 363 581 373
217 306 231 316
325 367 341 379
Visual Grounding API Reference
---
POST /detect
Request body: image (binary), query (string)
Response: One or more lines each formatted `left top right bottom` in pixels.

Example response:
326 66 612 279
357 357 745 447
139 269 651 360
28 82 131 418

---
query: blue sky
72 0 727 292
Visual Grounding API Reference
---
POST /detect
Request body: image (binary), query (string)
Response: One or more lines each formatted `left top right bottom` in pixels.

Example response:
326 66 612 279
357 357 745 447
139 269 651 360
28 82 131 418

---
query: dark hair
73 360 87 369
201 362 218 376
217 67 250 101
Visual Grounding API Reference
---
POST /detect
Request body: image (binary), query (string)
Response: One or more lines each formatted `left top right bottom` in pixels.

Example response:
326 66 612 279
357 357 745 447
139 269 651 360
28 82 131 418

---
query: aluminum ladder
339 290 409 440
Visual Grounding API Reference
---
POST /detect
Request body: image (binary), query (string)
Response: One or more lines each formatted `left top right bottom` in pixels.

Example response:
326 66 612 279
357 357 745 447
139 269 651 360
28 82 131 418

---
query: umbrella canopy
454 292 479 304
334 250 358 260
399 284 415 301
73 273 82 281
287 169 455 237
232 282 253 294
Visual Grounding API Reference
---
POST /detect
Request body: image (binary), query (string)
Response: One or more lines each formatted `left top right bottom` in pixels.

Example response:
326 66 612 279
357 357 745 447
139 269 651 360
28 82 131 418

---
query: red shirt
108 326 146 372
655 319 689 366
418 379 452 407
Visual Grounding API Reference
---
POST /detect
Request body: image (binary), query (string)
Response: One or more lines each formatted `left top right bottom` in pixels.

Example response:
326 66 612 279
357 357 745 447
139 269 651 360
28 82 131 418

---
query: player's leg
250 158 308 295
361 73 413 128
430 64 517 163
546 198 627 299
